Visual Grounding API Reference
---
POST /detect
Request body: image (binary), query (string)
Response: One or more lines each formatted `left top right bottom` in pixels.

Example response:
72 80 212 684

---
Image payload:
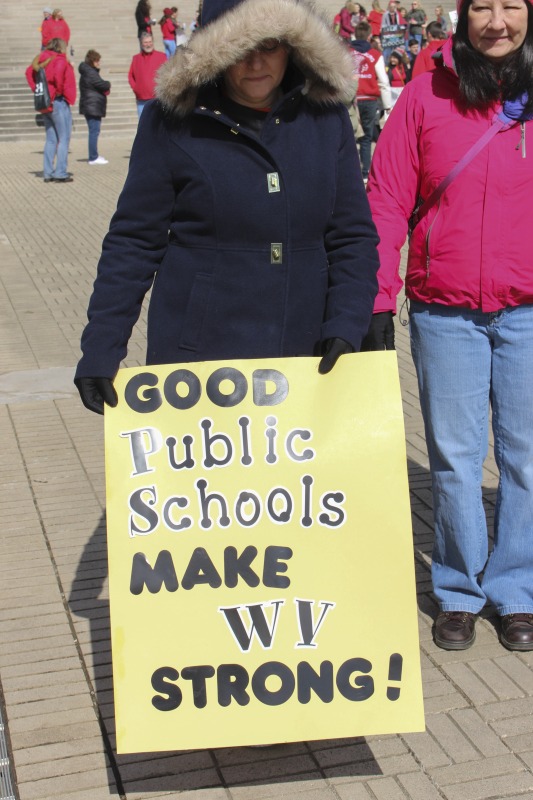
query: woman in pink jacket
367 0 533 652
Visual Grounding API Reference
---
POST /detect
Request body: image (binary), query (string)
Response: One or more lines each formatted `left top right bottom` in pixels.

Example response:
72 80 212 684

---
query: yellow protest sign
104 353 424 753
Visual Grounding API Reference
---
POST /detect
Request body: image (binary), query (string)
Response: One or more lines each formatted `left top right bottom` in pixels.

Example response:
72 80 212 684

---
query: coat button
267 172 280 192
271 243 282 264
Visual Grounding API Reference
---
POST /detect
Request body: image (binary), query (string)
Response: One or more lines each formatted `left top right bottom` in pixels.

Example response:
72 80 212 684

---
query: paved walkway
0 136 532 800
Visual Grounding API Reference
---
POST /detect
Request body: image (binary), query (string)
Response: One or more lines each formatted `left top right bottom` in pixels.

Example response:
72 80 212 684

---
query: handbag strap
411 115 507 227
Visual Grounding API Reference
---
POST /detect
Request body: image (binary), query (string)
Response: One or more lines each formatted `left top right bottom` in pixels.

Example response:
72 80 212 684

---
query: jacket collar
433 36 456 74
351 40 372 53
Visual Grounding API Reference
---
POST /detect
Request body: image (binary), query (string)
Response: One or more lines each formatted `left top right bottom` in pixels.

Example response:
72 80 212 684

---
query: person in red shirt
386 49 407 86
411 20 446 76
25 38 76 181
159 7 178 58
128 32 167 117
367 0 385 35
40 7 53 48
351 20 392 181
339 0 357 39
43 9 70 46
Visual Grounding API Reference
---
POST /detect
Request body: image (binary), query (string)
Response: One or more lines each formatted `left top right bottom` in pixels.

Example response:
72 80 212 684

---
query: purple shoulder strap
413 116 506 226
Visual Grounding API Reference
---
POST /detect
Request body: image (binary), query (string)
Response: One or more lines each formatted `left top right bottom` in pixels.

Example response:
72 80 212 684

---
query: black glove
318 337 355 375
75 377 118 415
360 312 395 351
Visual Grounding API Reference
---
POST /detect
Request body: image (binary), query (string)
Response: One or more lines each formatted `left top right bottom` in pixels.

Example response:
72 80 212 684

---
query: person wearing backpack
26 37 76 182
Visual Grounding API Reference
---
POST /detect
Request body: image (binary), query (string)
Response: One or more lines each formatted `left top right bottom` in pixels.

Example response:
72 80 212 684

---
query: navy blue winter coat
78 62 110 118
75 0 380 380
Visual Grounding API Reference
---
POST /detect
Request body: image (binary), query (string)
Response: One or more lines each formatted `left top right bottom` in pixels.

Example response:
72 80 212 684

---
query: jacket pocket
178 273 212 351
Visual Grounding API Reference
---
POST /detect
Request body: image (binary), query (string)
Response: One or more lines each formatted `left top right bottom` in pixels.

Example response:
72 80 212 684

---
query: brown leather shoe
434 611 476 650
500 614 533 651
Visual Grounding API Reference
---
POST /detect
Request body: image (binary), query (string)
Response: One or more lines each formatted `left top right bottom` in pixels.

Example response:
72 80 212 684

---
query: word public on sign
104 353 425 753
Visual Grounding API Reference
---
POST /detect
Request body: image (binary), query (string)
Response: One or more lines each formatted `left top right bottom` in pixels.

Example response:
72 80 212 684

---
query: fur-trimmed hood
156 0 355 116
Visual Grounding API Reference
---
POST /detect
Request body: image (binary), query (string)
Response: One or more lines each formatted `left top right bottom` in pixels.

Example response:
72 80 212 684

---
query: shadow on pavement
68 513 382 795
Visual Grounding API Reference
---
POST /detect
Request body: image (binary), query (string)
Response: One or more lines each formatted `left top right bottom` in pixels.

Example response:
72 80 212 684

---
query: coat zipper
424 200 441 279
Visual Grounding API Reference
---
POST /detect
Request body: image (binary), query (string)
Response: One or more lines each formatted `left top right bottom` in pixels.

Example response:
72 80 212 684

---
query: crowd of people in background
25 3 201 180
336 0 451 84
335 0 451 176
23 3 452 193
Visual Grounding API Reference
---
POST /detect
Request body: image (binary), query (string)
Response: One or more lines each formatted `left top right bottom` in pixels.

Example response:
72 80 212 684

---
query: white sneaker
88 156 108 165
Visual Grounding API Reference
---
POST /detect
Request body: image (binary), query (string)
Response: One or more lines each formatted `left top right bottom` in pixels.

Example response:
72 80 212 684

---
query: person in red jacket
159 7 178 58
25 38 76 182
128 32 167 116
351 20 392 181
367 0 385 34
367 0 533 653
40 7 54 48
339 0 357 39
44 9 71 46
411 19 446 76
386 49 407 85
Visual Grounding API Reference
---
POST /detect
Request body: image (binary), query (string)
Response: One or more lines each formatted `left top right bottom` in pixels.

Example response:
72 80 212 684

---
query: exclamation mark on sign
386 653 403 701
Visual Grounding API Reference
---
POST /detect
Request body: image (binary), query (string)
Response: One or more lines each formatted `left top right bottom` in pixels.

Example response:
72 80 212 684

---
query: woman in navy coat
78 50 111 164
75 0 380 413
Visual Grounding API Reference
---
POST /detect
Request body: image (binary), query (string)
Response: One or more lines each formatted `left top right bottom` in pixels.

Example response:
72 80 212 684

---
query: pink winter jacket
367 37 533 314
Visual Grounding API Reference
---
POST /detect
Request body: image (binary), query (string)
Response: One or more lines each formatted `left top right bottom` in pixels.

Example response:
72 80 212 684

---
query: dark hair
136 0 151 16
355 20 372 38
85 49 101 66
426 20 445 38
408 37 419 45
453 0 533 111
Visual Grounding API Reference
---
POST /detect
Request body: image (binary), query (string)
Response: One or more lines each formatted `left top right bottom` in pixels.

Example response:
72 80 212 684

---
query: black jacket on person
75 0 380 380
78 62 111 118
135 6 152 36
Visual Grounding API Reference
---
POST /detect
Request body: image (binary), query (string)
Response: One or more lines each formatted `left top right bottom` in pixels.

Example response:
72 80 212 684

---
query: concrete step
0 59 139 139
1 0 199 140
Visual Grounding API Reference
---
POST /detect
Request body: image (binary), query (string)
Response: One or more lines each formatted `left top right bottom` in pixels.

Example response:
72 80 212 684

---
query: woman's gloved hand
75 377 118 415
318 337 355 374
360 312 395 351
499 92 533 124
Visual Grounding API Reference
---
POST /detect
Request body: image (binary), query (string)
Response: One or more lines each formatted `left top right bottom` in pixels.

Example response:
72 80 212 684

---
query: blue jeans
43 98 72 178
164 38 176 58
356 99 378 179
85 115 101 161
136 99 147 118
410 302 533 616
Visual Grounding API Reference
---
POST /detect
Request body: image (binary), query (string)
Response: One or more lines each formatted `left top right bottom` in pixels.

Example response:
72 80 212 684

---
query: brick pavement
0 136 532 800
